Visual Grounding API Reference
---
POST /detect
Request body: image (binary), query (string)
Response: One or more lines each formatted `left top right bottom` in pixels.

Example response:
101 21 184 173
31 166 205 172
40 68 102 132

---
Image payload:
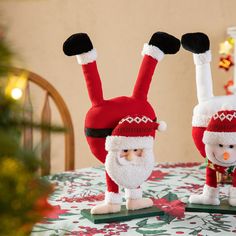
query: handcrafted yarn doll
63 32 180 214
181 33 236 205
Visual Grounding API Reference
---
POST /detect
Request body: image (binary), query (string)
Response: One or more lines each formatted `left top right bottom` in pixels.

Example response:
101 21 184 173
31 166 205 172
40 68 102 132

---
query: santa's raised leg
181 33 220 205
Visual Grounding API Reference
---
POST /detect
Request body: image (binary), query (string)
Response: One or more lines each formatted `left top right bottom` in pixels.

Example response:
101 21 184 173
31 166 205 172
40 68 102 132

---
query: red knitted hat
105 115 166 151
203 110 236 145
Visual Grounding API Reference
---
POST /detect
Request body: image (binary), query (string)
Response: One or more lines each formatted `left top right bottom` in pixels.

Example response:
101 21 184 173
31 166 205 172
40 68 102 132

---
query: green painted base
186 200 236 214
81 205 164 224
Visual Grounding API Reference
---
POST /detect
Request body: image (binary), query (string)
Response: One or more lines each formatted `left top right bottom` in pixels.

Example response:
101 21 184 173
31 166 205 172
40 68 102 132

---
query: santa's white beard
105 149 155 189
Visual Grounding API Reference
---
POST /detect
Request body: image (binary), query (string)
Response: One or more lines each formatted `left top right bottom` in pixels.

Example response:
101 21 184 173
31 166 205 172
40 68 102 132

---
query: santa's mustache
117 154 145 166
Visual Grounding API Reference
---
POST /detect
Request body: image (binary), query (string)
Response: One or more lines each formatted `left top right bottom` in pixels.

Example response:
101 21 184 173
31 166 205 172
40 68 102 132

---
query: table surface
31 163 236 236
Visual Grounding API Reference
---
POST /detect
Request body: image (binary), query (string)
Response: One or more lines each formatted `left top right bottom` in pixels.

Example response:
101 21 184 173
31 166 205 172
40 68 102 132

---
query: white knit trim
203 184 219 197
141 43 164 62
203 131 236 145
119 115 153 124
193 50 211 65
125 188 142 200
105 191 122 204
192 114 211 127
229 186 236 206
105 136 154 151
212 111 236 121
76 48 97 65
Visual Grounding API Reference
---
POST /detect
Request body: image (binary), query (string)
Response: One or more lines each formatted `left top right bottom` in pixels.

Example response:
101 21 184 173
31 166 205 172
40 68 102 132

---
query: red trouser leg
206 167 217 188
232 171 236 187
106 171 119 193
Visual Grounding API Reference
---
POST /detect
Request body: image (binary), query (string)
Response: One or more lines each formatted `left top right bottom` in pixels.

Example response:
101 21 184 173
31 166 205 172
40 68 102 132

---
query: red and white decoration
221 27 236 94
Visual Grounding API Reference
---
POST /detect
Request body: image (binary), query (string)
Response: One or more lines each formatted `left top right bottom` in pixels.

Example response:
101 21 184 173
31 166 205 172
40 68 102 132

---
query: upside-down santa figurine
181 33 236 205
63 31 180 214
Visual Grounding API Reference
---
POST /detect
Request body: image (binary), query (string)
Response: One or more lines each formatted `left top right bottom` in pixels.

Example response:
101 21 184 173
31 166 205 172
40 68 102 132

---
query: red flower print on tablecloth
148 170 169 181
157 162 201 169
58 193 105 203
177 183 203 193
103 223 129 235
152 198 185 219
70 223 129 236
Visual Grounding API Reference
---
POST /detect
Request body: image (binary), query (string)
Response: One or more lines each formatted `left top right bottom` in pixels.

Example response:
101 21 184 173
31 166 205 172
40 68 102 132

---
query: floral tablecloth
31 163 236 236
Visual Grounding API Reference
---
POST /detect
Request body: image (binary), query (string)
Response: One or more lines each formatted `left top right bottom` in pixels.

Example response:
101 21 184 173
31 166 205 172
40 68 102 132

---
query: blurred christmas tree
0 25 55 235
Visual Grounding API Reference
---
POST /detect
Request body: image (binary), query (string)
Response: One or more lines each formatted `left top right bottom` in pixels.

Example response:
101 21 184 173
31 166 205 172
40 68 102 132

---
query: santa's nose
223 152 230 160
126 151 135 161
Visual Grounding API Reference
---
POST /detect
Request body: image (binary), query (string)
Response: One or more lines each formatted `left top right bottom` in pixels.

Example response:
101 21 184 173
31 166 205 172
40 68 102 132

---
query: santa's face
205 143 236 167
117 149 144 166
105 148 155 189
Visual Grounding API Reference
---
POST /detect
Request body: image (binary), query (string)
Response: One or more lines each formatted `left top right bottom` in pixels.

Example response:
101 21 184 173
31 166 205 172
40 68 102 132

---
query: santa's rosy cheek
120 150 129 157
134 149 143 157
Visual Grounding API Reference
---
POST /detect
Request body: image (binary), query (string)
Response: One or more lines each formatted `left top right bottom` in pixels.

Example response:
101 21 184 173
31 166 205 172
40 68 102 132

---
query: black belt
85 127 113 138
85 117 157 138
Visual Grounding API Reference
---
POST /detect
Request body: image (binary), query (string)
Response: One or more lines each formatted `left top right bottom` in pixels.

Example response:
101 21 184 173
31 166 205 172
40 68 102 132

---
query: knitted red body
192 127 207 158
85 97 156 163
83 55 158 163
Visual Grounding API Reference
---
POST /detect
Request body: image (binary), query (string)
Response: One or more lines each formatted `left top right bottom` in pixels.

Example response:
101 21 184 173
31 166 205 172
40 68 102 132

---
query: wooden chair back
13 68 75 176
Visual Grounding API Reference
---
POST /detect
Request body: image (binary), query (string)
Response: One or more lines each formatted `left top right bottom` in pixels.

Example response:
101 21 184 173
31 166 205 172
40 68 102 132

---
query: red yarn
192 126 206 158
132 55 158 100
207 110 236 133
232 171 236 187
106 172 119 193
82 61 104 106
206 166 217 188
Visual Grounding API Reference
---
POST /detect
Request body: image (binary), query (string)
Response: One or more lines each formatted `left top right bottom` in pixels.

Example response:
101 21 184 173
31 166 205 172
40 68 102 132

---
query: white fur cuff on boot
229 186 236 206
105 191 122 204
193 50 212 65
125 188 142 200
189 184 220 205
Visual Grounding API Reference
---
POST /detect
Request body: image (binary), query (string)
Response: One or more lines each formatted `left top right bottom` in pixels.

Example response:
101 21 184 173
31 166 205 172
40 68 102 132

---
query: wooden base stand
186 200 236 214
81 205 164 224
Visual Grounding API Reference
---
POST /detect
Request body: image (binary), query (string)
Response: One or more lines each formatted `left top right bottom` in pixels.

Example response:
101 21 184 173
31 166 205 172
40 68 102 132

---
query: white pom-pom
158 121 167 132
